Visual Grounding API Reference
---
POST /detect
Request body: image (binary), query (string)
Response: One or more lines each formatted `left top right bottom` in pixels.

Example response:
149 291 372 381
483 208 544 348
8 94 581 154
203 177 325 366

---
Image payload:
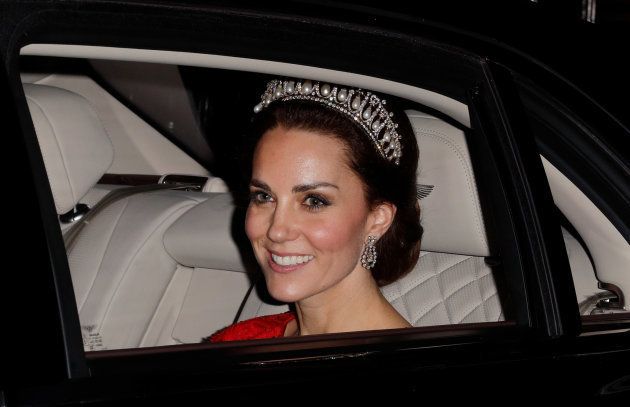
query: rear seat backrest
25 84 241 350
237 109 505 325
380 111 502 325
162 193 255 343
409 111 489 256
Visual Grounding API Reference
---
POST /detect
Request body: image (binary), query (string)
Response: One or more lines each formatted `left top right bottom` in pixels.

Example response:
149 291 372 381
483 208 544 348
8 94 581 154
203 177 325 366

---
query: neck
292 266 410 336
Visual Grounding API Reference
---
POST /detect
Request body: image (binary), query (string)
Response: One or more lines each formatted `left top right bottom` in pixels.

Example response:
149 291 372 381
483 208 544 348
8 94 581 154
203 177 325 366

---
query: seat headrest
407 110 490 256
202 177 229 193
24 84 114 215
163 193 249 272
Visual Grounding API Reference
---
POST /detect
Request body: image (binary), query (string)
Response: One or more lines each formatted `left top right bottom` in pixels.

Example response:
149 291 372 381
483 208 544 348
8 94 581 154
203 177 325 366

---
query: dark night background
271 0 630 130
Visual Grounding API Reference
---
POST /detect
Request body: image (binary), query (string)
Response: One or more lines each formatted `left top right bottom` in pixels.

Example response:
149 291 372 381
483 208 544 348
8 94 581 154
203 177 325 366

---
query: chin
265 279 305 303
267 287 302 303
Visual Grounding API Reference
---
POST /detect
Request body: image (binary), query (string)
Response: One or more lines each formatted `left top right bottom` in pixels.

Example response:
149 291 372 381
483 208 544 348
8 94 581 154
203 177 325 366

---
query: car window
516 76 630 321
18 49 517 352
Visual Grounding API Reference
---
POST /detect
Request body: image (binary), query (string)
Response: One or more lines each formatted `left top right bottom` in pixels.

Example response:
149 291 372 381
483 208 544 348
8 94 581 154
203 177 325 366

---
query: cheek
307 215 364 255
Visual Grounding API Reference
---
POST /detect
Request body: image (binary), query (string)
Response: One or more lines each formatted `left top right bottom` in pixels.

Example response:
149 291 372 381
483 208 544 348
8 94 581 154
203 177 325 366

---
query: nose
266 202 299 243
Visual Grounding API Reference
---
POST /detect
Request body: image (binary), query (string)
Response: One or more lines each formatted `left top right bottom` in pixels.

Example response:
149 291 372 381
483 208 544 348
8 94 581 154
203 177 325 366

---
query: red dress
205 311 297 342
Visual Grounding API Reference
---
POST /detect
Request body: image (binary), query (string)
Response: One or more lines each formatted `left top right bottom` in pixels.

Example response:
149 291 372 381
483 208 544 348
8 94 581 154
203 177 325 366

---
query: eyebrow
250 179 338 193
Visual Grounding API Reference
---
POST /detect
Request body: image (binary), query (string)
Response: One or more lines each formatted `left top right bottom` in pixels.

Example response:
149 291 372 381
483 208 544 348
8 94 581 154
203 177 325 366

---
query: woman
206 78 422 342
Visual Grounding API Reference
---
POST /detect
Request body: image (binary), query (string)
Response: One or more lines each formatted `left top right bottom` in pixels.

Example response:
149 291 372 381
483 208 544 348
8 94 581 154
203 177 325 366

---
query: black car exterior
1 0 629 404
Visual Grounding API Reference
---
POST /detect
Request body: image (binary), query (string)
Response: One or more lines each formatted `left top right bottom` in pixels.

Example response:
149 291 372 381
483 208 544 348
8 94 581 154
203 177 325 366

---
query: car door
1 1 628 404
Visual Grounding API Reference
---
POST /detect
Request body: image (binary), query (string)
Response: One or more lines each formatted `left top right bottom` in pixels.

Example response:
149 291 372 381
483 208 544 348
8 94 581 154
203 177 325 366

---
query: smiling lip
267 251 313 274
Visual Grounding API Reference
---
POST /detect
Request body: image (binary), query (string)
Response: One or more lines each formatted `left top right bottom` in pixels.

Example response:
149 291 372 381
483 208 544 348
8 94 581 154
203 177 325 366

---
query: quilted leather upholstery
238 252 503 326
382 252 502 325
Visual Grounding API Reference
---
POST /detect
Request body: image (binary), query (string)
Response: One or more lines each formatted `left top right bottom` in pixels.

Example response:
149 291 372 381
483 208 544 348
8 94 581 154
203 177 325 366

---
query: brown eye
249 190 273 204
303 194 330 211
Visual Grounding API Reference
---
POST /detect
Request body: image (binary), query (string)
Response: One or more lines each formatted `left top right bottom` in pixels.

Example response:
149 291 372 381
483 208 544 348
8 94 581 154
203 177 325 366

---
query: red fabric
206 311 297 343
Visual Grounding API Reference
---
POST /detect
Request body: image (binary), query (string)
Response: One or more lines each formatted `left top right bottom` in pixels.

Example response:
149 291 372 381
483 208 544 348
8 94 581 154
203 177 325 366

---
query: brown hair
246 98 422 286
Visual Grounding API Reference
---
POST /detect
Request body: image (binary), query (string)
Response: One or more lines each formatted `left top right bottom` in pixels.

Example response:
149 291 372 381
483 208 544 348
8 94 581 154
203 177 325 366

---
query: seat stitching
415 128 486 252
389 252 459 298
399 281 412 323
479 273 499 303
443 276 479 302
397 258 473 323
435 256 480 323
474 259 489 321
482 291 500 321
411 299 445 325
484 291 498 303
432 254 451 324
138 264 189 346
392 272 438 300
77 198 130 312
26 95 77 210
457 301 484 323
97 199 197 336
78 93 116 169
457 282 497 323
434 256 475 296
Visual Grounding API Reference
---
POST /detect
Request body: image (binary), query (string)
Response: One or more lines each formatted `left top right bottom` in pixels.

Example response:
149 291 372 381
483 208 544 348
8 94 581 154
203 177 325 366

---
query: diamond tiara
253 79 402 165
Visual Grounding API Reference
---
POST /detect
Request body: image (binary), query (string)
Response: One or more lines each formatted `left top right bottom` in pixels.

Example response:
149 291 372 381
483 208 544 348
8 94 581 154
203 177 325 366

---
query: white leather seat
162 193 255 343
25 83 503 347
383 111 503 325
24 83 248 350
237 110 505 326
202 176 229 192
26 82 599 348
25 83 115 218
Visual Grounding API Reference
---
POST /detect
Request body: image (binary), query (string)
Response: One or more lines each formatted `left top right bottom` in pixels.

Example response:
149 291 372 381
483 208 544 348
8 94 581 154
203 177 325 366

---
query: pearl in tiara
253 79 402 165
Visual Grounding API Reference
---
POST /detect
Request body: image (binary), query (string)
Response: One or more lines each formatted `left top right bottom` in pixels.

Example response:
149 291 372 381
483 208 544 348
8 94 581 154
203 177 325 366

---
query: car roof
168 0 629 129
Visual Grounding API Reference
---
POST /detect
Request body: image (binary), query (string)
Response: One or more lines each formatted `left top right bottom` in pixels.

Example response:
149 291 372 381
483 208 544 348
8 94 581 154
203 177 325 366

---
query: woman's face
245 125 382 303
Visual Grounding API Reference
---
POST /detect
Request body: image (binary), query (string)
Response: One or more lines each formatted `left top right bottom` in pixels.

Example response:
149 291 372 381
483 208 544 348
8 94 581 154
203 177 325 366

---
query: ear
366 202 397 239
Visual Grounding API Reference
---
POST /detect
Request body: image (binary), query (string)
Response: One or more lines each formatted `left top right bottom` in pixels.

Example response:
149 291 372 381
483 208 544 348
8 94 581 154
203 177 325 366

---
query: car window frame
2 0 597 397
512 71 630 330
468 60 586 339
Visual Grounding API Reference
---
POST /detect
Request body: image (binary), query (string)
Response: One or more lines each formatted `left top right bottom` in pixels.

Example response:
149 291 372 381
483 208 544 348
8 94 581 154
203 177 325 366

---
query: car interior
18 44 628 351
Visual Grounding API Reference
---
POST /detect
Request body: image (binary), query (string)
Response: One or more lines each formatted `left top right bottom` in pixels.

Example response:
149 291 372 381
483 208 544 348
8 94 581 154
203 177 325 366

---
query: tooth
271 254 314 266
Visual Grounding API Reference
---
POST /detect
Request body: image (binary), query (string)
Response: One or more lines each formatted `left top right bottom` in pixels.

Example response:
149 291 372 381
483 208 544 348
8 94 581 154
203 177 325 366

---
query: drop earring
361 235 378 270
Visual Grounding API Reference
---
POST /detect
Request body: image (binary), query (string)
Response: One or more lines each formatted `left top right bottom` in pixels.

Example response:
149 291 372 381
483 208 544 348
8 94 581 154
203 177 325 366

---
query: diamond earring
361 235 378 270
